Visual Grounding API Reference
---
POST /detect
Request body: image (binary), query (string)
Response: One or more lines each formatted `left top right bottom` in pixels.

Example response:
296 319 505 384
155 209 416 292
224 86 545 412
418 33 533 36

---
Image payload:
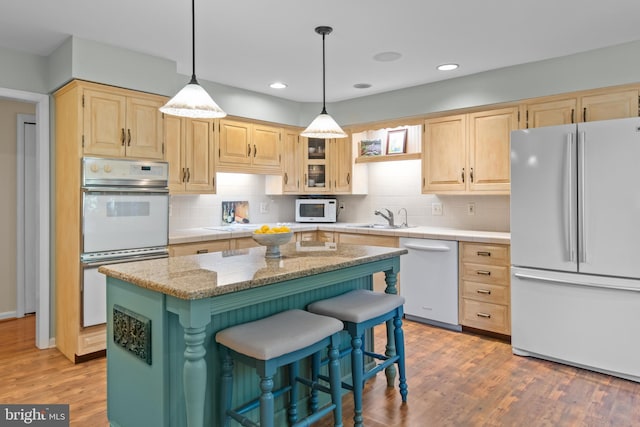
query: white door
17 114 37 316
578 117 640 279
510 124 578 272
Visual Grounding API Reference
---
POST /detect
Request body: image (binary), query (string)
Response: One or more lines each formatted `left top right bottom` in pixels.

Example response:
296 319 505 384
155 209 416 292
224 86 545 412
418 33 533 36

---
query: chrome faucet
374 208 395 227
398 208 408 227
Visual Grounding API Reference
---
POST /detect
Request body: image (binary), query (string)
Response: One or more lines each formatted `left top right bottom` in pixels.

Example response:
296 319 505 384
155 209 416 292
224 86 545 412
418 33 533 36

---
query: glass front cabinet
304 137 331 193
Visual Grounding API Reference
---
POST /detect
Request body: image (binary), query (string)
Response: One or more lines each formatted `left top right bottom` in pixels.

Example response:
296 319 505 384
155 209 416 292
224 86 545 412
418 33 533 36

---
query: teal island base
102 243 405 427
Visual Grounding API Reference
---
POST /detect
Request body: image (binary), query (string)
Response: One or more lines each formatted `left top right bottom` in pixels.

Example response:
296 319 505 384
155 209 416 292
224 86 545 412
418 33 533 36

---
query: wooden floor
2 315 640 426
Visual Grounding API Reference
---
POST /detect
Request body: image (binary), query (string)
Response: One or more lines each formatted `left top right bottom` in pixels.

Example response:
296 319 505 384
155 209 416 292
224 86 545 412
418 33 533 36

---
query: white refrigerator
510 117 640 382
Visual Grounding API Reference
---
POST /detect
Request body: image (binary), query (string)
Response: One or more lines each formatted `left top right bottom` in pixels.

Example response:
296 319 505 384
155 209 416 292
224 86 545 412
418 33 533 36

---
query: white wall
170 162 509 233
169 172 297 230
334 160 509 231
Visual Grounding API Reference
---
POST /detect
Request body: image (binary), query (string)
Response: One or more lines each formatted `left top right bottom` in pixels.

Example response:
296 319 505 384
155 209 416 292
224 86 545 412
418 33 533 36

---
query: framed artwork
386 129 408 154
359 139 382 156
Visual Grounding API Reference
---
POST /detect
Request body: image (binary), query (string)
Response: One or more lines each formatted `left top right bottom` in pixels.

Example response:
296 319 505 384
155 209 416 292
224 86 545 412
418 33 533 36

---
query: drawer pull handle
476 312 491 319
476 289 491 295
477 270 491 276
477 251 491 256
196 249 209 254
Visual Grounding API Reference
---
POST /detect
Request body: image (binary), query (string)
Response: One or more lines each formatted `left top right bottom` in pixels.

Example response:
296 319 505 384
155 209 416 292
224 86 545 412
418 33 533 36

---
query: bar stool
307 289 408 427
215 309 344 427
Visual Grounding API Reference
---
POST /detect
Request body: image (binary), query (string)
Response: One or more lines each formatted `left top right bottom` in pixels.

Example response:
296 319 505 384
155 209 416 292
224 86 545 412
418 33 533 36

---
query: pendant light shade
160 0 226 119
301 26 347 139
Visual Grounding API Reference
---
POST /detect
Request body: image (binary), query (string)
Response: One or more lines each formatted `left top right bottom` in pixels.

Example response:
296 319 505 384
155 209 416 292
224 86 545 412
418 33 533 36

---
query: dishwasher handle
403 243 451 252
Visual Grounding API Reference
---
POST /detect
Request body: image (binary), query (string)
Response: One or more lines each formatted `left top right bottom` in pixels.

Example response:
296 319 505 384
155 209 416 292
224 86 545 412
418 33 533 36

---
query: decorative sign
360 139 382 156
113 305 152 365
222 200 250 224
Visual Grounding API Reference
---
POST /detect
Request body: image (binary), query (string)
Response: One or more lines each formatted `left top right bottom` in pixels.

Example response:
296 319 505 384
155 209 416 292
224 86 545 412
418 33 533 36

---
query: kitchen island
99 242 407 427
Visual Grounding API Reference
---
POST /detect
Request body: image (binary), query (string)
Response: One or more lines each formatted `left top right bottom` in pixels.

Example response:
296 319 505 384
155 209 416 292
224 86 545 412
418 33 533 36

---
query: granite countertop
99 242 407 300
170 223 510 245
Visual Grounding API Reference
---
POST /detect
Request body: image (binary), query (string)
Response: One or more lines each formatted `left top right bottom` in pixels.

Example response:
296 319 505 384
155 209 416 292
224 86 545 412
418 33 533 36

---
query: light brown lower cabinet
459 242 511 335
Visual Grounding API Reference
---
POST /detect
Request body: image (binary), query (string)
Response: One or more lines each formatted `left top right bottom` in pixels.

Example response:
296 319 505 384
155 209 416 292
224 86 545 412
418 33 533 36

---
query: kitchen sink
345 223 416 230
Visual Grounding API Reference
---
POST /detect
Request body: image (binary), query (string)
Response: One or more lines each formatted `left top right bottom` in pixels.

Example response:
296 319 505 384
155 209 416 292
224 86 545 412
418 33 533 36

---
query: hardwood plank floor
2 315 640 426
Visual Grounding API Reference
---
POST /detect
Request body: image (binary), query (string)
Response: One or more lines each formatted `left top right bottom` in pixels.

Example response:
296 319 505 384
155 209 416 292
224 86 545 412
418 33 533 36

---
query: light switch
431 203 443 216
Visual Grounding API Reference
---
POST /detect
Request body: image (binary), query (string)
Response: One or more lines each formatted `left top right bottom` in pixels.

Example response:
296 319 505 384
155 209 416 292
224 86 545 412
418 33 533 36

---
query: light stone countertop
99 242 407 300
169 223 510 246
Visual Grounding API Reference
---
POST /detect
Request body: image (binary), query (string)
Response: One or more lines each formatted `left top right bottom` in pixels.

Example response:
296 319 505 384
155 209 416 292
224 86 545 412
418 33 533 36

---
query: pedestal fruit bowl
252 225 293 258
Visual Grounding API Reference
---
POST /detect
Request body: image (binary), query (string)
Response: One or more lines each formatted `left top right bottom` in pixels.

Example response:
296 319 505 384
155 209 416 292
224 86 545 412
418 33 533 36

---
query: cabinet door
422 115 467 193
580 90 639 122
282 131 302 193
525 98 577 128
252 124 281 168
83 89 127 157
185 119 216 192
331 139 352 193
219 119 251 166
125 96 165 159
165 115 186 193
468 107 516 193
304 138 330 193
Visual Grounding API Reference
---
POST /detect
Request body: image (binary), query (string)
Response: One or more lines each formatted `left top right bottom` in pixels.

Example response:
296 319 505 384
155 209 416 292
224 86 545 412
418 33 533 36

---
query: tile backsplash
170 160 510 232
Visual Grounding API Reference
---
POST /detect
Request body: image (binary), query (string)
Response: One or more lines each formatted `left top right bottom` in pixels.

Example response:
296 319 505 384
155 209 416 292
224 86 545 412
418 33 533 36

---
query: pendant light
301 26 347 139
160 0 226 118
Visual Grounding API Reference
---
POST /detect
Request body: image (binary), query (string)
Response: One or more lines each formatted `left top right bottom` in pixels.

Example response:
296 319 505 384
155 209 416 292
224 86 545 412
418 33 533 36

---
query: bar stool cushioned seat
216 309 344 427
307 290 408 427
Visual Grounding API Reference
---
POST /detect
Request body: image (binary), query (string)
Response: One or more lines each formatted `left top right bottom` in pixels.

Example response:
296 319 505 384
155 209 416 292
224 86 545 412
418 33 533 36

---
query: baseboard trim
0 311 17 321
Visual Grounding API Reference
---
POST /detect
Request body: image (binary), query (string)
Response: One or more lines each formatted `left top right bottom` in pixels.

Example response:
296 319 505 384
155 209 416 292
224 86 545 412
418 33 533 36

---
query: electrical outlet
431 202 443 216
339 201 345 210
467 202 475 216
260 202 269 214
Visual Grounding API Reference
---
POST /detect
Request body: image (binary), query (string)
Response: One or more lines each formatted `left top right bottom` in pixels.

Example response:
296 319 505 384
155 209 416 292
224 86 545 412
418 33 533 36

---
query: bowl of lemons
252 225 293 258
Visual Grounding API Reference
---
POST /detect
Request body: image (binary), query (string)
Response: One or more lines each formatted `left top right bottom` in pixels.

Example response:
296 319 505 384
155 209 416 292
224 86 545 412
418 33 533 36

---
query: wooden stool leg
259 375 275 427
220 351 234 427
351 334 364 427
288 360 299 424
328 334 344 427
394 313 408 402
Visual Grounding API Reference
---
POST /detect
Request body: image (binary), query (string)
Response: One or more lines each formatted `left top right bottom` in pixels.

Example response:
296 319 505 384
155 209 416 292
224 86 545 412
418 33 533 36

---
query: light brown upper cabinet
166 116 216 194
281 130 303 193
82 83 165 160
302 137 352 194
422 107 517 195
521 89 639 128
217 119 282 174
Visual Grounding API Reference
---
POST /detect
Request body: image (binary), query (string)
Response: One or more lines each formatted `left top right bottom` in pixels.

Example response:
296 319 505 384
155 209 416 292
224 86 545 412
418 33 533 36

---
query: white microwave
295 198 337 223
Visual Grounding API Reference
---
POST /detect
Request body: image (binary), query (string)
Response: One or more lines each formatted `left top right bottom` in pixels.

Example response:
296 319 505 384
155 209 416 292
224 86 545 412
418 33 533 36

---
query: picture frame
386 129 408 155
359 139 382 156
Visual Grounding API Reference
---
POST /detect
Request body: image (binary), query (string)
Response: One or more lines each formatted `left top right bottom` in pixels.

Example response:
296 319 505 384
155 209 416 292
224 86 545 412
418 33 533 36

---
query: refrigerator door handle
514 272 640 293
578 131 587 263
566 133 575 262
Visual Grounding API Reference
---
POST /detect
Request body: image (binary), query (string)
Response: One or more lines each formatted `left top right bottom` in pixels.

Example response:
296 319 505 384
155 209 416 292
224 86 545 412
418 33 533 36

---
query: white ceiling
2 0 640 103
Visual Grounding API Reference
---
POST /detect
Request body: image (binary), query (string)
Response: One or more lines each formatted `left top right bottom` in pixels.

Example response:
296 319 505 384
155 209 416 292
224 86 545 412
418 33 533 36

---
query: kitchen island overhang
99 242 407 427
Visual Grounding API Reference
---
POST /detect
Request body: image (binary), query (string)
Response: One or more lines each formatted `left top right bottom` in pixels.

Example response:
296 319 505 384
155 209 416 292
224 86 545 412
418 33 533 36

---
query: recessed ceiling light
269 82 288 89
353 83 372 89
373 51 402 62
437 63 459 71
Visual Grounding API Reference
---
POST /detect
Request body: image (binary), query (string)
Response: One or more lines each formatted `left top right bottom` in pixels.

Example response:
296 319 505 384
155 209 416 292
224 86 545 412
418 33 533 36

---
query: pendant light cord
321 31 327 114
189 0 198 84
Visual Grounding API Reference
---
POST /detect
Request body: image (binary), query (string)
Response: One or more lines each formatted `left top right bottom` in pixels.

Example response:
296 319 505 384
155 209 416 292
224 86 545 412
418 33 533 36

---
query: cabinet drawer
297 231 317 242
461 262 509 285
460 299 509 334
461 280 509 305
317 231 335 243
169 240 231 256
461 243 509 265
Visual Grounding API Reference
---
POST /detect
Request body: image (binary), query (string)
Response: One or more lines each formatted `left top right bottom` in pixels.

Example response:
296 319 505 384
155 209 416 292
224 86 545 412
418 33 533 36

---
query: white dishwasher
399 237 460 331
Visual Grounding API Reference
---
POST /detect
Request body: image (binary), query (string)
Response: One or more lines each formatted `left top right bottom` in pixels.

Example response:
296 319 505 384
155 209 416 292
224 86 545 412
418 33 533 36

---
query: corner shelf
355 153 421 163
